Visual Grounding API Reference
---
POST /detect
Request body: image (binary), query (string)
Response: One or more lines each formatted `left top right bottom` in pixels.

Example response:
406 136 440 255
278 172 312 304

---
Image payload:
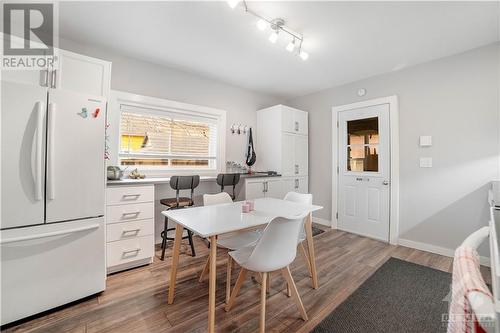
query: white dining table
162 197 323 333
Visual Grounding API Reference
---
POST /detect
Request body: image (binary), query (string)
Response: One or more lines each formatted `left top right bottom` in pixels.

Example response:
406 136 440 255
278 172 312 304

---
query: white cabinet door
1 82 47 229
45 89 106 223
294 135 309 176
281 178 296 197
294 110 308 135
281 106 295 133
53 49 111 98
265 179 283 199
1 37 50 88
282 133 295 176
246 181 266 200
297 176 309 194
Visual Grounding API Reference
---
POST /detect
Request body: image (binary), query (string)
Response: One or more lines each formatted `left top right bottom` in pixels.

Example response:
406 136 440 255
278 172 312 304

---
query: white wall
59 38 280 166
286 43 500 253
58 38 280 243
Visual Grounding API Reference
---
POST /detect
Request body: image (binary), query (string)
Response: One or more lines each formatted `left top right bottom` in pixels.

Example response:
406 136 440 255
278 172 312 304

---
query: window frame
109 90 226 177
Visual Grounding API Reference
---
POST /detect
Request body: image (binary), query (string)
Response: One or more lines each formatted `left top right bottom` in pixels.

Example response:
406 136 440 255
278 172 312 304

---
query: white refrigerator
1 80 106 325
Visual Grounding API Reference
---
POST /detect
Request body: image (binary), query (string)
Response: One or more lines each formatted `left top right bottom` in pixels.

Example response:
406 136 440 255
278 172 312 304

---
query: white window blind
119 104 218 169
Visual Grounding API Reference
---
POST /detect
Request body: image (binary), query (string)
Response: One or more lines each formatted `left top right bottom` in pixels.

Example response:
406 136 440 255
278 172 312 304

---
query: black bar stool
216 173 240 200
160 175 200 260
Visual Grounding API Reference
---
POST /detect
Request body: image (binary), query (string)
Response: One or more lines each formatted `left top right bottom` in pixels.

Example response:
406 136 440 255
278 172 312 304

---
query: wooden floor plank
2 228 490 333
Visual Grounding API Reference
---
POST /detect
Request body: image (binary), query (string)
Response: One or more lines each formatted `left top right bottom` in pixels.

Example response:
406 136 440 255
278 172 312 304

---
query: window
346 117 379 172
118 103 220 170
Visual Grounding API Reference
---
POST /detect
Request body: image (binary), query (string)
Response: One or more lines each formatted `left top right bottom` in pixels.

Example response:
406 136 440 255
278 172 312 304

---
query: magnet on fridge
92 108 101 118
77 108 88 118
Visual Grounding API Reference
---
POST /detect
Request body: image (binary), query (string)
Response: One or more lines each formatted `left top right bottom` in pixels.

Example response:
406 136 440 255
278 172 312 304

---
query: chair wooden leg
260 272 268 333
225 267 247 312
299 242 312 277
286 283 291 297
266 272 271 294
280 266 308 321
226 254 232 305
199 255 210 282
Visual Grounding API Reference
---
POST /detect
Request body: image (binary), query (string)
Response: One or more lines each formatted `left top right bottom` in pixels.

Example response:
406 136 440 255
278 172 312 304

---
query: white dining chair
225 212 310 333
199 192 262 304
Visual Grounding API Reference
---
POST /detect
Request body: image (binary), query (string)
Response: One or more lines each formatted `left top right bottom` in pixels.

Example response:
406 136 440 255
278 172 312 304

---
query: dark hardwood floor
3 227 489 333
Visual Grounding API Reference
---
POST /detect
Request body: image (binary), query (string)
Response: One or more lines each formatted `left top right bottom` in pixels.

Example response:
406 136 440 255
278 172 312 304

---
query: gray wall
286 43 500 251
59 38 280 165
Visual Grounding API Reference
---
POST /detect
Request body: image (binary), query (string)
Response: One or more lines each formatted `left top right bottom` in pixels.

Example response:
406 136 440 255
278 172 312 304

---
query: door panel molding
332 96 399 244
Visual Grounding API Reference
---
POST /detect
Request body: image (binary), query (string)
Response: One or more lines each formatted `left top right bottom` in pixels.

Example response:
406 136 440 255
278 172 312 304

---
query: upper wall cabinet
54 49 111 98
281 105 308 135
256 105 309 188
2 45 111 99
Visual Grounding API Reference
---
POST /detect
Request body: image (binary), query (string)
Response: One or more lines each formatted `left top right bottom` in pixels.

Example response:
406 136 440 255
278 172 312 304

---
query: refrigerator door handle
0 223 100 245
47 102 56 200
33 101 45 201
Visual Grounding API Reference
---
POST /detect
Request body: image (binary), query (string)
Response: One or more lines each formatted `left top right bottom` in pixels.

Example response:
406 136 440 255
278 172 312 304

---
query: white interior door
337 104 390 241
1 81 47 229
45 89 106 223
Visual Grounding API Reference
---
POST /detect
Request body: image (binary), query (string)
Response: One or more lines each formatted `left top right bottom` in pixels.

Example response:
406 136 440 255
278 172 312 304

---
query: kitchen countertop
106 173 281 186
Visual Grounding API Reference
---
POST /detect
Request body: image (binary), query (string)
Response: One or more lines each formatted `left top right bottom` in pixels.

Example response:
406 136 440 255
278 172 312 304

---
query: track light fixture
226 0 309 61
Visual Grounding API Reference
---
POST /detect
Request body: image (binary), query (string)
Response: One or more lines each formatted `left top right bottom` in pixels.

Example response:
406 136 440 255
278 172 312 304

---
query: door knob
382 180 389 185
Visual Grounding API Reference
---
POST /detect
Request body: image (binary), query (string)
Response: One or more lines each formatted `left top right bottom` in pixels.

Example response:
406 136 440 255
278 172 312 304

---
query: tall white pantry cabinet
256 105 309 195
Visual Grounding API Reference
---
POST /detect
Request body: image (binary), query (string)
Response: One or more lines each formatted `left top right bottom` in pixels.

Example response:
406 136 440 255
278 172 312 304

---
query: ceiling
57 1 499 99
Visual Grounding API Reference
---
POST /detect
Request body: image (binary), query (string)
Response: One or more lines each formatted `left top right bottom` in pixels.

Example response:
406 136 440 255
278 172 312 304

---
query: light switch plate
420 157 433 168
419 136 432 147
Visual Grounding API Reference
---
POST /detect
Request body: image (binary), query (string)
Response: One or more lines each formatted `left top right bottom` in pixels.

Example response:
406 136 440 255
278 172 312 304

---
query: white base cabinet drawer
106 202 154 224
106 219 154 242
106 235 154 268
106 185 154 205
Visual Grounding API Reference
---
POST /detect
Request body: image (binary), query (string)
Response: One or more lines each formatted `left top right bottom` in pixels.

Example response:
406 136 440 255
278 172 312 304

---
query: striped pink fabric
447 246 492 333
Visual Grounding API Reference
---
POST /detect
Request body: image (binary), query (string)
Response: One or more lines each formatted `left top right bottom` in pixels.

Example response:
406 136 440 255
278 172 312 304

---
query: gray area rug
311 258 451 333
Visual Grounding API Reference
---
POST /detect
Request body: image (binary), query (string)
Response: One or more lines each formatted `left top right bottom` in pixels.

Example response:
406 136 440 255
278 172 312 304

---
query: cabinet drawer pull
295 165 299 174
122 248 141 257
294 179 299 189
122 194 141 199
122 211 140 218
294 121 299 131
122 228 141 235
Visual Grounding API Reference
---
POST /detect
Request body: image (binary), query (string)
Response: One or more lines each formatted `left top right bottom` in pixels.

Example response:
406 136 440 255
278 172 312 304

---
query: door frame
331 95 400 244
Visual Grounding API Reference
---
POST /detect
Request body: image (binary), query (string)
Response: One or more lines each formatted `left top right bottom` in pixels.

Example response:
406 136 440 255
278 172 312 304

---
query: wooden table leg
304 213 318 289
168 224 184 304
208 235 217 333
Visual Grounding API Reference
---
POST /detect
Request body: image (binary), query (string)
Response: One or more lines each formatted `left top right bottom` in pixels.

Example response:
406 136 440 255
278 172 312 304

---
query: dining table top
162 197 323 238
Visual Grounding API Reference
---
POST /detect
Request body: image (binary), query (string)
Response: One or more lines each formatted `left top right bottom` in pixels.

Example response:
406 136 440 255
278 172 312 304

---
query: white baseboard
312 217 331 227
398 238 490 267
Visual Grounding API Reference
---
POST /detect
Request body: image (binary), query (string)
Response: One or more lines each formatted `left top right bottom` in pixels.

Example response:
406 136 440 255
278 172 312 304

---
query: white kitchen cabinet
281 105 308 135
2 44 111 99
257 105 309 184
106 184 155 273
244 178 283 200
1 36 50 87
294 135 309 176
53 49 111 98
282 176 308 195
266 178 284 198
